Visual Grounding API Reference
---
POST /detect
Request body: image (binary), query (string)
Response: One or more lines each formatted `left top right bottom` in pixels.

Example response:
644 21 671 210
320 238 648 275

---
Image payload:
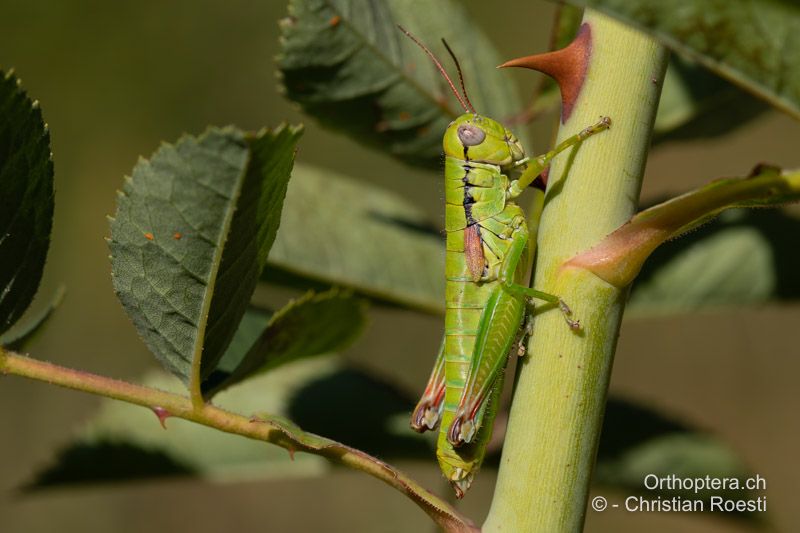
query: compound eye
457 124 486 146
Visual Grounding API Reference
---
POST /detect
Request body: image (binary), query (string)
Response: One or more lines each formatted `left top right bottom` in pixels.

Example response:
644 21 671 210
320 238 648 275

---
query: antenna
441 38 475 114
397 25 473 114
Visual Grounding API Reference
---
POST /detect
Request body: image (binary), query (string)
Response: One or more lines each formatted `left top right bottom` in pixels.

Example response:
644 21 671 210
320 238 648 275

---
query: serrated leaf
264 163 445 313
277 0 525 168
0 70 54 335
630 209 800 313
109 125 303 393
567 0 800 118
597 398 759 520
0 285 65 350
202 289 368 398
655 56 768 142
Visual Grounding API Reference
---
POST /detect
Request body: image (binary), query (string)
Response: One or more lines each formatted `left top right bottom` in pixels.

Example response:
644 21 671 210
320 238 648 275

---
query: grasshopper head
443 113 524 167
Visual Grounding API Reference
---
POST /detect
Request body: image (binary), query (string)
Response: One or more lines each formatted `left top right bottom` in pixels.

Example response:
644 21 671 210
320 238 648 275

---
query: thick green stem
0 348 477 533
483 10 667 532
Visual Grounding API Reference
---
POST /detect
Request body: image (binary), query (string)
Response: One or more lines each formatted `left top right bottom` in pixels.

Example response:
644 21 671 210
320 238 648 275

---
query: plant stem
0 348 477 533
483 10 667 532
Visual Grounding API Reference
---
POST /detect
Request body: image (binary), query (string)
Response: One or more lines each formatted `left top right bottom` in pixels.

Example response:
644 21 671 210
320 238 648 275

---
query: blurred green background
1 1 799 531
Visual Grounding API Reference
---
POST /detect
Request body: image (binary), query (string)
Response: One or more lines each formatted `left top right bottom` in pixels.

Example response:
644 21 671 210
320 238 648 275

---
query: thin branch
566 166 800 287
0 348 478 533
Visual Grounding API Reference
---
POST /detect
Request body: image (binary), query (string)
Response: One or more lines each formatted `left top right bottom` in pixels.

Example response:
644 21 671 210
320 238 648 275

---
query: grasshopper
400 27 610 498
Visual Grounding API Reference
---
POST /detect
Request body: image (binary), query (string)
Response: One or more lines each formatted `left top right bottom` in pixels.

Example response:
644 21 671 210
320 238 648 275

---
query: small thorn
151 406 171 429
287 447 296 461
499 24 592 122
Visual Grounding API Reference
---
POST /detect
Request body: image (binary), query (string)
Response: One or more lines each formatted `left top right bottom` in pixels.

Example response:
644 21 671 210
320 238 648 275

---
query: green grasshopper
400 27 610 498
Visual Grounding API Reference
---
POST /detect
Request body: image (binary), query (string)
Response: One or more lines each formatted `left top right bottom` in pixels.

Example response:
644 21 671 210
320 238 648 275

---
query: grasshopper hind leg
447 412 478 446
410 339 446 432
411 389 445 432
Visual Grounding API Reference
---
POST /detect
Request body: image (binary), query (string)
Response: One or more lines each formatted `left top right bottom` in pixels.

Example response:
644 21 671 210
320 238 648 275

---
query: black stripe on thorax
461 158 477 226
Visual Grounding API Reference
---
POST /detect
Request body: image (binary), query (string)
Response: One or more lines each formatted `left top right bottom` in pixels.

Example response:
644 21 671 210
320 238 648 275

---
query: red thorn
499 24 592 123
151 406 172 429
287 447 295 461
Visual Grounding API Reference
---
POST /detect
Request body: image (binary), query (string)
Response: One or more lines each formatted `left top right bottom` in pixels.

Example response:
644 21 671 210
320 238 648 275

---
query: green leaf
566 0 800 118
0 70 54 335
202 289 368 398
25 359 426 489
109 125 303 392
0 285 65 350
264 163 445 313
597 398 760 520
277 0 525 168
630 208 800 313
